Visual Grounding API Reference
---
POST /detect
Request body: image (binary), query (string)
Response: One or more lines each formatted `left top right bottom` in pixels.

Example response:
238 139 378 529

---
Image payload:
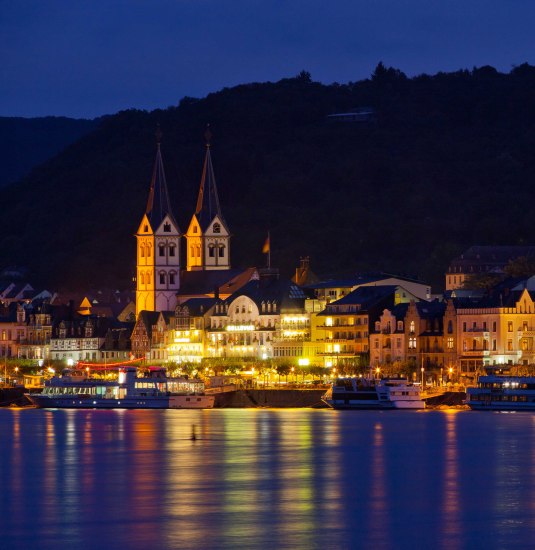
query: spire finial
204 124 212 148
155 124 163 147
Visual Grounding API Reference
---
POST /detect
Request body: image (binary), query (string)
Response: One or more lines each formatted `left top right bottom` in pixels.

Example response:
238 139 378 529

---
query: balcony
462 349 490 357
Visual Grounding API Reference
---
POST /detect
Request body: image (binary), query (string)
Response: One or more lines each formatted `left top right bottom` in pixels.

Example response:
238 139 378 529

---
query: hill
0 116 98 187
1 64 535 291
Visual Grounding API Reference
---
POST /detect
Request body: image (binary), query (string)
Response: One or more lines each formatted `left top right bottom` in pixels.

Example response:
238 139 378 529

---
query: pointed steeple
195 125 224 230
145 127 178 230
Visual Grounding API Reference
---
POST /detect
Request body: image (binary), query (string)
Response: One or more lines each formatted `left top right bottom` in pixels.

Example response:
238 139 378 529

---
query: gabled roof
177 298 217 316
333 285 398 306
145 142 179 231
178 269 247 297
194 136 226 232
225 277 307 312
415 300 446 319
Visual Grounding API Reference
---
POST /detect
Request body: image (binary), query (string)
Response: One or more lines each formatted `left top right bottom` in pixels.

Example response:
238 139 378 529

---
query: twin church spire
135 128 231 315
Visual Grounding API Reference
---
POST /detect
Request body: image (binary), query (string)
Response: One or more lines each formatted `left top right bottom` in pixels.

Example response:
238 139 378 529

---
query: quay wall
424 391 466 408
214 389 328 408
0 388 29 406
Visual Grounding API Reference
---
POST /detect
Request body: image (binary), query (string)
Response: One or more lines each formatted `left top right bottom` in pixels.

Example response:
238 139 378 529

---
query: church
134 129 254 318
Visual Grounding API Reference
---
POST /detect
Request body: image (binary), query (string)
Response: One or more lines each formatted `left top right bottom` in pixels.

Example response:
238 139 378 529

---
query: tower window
144 225 148 232
196 246 201 258
160 273 166 285
193 226 198 234
209 246 215 258
164 223 171 232
147 246 151 257
169 245 175 257
219 245 225 258
140 245 145 258
213 223 221 234
159 245 165 257
170 273 176 285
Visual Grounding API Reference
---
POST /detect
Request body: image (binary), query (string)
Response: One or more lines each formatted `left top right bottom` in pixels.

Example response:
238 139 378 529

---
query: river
1 408 534 549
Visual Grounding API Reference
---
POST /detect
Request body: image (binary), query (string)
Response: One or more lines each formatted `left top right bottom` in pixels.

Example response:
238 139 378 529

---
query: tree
504 256 535 278
462 273 504 291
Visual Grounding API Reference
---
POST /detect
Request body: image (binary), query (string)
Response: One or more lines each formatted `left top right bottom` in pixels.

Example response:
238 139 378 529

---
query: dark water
1 408 535 550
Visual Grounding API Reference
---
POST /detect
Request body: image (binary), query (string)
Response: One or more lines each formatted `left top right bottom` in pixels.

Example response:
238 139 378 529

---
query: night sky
2 0 535 119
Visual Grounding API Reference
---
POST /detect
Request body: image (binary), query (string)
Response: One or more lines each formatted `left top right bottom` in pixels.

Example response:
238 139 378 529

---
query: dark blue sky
2 0 535 119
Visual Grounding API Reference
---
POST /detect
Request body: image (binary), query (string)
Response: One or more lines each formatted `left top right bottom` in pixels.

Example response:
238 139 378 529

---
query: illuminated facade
136 139 181 316
456 288 535 373
315 285 417 368
369 305 408 367
168 299 215 363
186 133 231 271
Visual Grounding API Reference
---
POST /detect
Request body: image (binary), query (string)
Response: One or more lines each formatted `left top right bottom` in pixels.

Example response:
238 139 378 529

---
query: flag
262 234 270 254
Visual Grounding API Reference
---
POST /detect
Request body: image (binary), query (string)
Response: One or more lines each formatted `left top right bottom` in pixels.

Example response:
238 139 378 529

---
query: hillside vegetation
1 64 535 291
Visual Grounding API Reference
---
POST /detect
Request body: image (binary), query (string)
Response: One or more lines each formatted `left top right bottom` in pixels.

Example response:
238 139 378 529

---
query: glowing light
226 325 255 332
298 358 310 366
326 317 333 327
334 344 340 353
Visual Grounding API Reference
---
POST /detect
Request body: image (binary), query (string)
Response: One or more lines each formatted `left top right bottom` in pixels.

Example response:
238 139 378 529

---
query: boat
466 373 535 410
322 376 425 410
26 366 215 409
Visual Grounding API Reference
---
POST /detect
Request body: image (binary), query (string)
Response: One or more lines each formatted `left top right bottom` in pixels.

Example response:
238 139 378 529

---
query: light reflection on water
2 409 535 549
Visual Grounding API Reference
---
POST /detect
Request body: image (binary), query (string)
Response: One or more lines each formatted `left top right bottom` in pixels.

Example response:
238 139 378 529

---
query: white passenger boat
26 366 215 409
322 377 425 410
466 374 535 410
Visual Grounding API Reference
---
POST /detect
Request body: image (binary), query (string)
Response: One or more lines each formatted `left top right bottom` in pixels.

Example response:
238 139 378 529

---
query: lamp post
421 366 425 389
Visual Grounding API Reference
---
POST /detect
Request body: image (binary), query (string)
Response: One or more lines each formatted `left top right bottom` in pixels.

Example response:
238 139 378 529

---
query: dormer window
164 223 171 232
213 223 221 234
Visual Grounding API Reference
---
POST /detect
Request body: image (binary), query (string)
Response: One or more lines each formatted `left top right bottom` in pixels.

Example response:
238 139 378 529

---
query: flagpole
267 231 271 269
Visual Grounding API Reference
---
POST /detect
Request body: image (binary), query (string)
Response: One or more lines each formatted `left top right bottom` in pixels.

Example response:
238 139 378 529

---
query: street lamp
421 367 425 389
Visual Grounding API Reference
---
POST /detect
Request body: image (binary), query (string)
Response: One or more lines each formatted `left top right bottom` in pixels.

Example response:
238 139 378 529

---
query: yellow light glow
226 325 255 332
326 317 333 326
298 358 310 366
334 344 340 353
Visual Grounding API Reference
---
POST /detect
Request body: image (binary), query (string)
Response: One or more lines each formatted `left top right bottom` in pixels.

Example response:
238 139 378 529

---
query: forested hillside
0 116 97 187
1 64 535 291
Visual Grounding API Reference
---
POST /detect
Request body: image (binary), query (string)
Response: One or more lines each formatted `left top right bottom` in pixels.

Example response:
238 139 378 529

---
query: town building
445 245 535 291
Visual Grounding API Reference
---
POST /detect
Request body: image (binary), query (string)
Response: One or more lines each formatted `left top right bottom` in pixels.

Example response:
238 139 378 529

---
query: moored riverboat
466 374 535 410
322 377 425 410
26 366 215 409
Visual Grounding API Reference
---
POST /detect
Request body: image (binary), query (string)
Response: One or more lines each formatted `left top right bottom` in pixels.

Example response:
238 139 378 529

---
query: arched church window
196 245 201 258
219 245 225 258
140 273 145 285
213 223 221 234
209 245 215 258
159 273 166 285
147 245 152 257
140 245 145 258
169 244 176 257
169 272 176 285
159 244 165 257
164 223 171 232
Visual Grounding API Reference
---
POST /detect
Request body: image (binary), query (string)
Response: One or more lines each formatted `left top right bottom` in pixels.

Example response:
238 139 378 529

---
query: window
159 245 165 257
140 245 145 258
508 321 513 332
447 320 453 334
169 245 175 257
493 321 497 332
447 337 454 349
209 246 215 258
193 226 198 234
163 223 171 232
492 339 497 351
507 339 513 351
213 223 221 234
409 337 417 349
196 246 201 258
147 245 151 257
410 321 415 334
160 273 166 285
144 225 148 232
463 322 467 332
219 245 225 258
170 273 176 285
397 321 403 331
140 273 145 284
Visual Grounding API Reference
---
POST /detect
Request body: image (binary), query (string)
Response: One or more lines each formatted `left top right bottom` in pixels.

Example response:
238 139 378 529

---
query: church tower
136 132 181 316
186 128 231 271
